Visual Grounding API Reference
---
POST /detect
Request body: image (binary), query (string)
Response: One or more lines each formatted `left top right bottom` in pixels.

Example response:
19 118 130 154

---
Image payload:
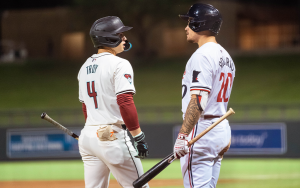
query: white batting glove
174 133 189 159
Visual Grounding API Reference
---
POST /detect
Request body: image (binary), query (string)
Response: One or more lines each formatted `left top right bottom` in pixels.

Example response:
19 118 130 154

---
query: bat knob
41 112 47 119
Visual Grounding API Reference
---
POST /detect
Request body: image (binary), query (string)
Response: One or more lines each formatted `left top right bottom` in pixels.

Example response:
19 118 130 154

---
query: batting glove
133 132 149 159
174 133 189 159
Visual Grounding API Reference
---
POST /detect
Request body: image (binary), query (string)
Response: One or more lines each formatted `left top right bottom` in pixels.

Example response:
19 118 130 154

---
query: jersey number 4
217 72 232 102
87 81 98 108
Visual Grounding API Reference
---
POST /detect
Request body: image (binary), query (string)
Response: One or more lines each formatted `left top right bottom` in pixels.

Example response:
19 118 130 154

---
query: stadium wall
0 121 300 161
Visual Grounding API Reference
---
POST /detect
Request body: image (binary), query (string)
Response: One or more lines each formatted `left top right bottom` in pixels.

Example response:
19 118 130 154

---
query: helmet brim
179 14 189 21
111 26 133 34
179 14 206 23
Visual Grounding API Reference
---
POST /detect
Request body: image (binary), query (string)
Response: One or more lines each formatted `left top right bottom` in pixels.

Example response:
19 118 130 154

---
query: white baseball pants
79 125 149 188
180 117 231 188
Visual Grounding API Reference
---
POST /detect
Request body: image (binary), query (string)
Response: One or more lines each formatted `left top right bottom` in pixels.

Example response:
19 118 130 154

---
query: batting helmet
90 16 132 48
179 3 222 35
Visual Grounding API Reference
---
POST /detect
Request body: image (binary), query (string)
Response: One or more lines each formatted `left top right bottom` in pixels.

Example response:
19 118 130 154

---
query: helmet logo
205 9 219 16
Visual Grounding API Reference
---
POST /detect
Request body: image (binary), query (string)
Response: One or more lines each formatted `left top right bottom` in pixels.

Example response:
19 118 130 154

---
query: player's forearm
82 103 87 121
180 95 201 135
119 103 140 132
117 93 141 133
130 128 142 137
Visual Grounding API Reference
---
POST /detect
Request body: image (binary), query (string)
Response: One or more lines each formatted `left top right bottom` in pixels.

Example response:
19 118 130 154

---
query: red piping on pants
188 126 196 188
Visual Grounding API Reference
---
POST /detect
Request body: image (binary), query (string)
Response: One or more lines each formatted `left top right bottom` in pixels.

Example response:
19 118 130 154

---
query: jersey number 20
217 72 232 102
87 81 98 108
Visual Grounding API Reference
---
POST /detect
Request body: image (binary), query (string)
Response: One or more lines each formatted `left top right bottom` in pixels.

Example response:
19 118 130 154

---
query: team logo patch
192 70 201 82
124 74 132 84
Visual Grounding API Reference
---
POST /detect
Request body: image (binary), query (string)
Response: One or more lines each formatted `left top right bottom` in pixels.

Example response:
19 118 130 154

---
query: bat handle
167 155 176 163
41 112 47 119
41 112 80 140
188 108 235 146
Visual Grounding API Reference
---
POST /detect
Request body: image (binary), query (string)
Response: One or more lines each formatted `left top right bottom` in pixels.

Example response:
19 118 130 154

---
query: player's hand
133 132 149 159
174 133 189 159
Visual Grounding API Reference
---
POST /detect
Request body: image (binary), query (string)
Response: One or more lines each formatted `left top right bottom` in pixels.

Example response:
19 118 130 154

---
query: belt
121 124 127 130
204 115 221 119
109 124 127 130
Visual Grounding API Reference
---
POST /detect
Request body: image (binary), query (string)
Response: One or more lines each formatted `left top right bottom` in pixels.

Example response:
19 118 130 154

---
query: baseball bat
133 108 235 188
41 112 79 140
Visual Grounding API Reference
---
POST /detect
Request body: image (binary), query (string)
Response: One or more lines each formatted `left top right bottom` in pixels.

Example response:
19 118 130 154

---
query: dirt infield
0 179 180 188
0 179 240 188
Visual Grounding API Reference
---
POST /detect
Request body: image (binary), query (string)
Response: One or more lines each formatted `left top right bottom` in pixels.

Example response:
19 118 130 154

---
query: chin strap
124 40 132 51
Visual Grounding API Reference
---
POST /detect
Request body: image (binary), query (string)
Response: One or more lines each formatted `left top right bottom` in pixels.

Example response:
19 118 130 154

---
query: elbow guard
191 90 208 112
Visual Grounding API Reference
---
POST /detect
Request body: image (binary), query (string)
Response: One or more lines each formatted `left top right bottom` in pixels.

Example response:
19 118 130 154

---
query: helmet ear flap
91 35 122 48
210 20 222 35
189 21 206 32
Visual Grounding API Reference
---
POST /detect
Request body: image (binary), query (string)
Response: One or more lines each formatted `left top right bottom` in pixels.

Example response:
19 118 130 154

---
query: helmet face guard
90 16 133 48
179 3 223 35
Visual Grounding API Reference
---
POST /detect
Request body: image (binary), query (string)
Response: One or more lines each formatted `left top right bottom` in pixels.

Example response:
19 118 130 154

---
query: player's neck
97 48 117 56
197 36 217 48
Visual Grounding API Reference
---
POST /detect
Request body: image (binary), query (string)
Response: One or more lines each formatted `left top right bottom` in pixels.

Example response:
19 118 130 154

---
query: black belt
121 124 127 130
204 115 221 119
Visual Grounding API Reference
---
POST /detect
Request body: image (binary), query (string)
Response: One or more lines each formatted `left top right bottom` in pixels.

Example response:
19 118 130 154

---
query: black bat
133 152 175 188
41 112 79 140
133 108 235 188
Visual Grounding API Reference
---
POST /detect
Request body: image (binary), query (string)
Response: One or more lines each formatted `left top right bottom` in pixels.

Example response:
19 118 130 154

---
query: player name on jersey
219 57 235 71
86 64 98 74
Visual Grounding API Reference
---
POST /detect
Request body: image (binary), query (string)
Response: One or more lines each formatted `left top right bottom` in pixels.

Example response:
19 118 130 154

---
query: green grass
0 160 84 181
1 159 300 188
230 55 300 105
0 60 81 109
219 159 300 188
1 54 300 110
0 159 182 181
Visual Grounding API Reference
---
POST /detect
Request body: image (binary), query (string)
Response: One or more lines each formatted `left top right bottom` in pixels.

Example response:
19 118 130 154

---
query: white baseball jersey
78 52 149 188
182 42 235 116
78 52 136 126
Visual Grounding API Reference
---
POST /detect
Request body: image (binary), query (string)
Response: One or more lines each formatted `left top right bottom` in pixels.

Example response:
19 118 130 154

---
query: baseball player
77 16 149 188
173 3 235 188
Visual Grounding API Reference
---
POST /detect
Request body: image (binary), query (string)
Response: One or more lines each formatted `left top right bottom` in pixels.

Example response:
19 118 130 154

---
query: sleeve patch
192 70 201 82
124 74 132 84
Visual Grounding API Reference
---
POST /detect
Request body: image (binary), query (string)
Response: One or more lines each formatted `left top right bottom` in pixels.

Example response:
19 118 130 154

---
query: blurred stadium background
0 0 300 187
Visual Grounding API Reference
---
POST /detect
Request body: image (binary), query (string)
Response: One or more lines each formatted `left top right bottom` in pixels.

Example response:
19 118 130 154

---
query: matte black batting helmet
179 3 222 35
90 16 132 48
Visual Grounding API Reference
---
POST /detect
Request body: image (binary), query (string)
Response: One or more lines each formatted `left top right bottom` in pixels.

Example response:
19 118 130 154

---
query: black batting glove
133 132 149 159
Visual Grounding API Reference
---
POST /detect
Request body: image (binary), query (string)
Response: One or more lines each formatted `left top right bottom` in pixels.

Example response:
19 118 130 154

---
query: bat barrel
133 153 174 188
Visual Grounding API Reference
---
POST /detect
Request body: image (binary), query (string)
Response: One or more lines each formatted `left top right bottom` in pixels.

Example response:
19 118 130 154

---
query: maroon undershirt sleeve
82 103 87 121
117 93 140 131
